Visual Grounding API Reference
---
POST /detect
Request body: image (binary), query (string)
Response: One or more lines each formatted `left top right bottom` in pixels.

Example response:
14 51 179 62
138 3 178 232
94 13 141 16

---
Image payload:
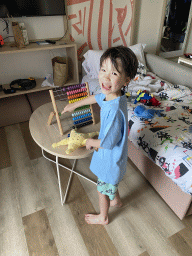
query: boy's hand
86 138 101 151
86 138 94 150
61 104 74 114
61 95 96 115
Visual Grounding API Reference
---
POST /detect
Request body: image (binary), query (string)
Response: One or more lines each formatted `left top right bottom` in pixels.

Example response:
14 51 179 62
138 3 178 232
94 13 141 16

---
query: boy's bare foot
85 214 109 225
110 191 123 207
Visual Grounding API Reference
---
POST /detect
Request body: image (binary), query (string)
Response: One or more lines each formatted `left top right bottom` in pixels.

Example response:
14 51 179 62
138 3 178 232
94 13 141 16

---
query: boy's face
99 57 129 101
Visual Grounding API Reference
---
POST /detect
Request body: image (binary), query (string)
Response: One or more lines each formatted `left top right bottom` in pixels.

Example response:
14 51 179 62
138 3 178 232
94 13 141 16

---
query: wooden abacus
47 82 96 135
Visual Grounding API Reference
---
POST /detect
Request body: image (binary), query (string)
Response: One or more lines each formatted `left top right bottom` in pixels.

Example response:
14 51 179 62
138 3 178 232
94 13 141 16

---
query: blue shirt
90 93 128 185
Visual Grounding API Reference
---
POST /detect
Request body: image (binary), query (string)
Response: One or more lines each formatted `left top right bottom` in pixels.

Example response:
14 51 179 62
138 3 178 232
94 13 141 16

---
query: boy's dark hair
100 45 138 80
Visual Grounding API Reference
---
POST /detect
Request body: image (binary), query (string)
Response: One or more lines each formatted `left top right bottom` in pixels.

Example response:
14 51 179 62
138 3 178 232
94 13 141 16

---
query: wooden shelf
0 77 79 99
0 40 76 54
0 41 79 99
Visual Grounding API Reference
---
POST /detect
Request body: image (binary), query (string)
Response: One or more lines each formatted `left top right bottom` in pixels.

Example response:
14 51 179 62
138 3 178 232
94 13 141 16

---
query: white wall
186 18 192 53
133 0 167 54
1 16 65 42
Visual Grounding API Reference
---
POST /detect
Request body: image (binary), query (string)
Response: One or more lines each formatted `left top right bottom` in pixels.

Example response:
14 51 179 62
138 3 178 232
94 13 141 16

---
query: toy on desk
134 90 161 106
52 129 99 154
47 82 96 135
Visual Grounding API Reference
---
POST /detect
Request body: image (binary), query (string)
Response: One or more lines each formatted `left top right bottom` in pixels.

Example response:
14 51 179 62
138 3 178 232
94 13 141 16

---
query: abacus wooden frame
47 82 96 136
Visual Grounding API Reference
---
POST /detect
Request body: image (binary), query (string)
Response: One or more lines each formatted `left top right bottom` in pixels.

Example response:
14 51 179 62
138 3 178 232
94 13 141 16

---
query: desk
178 57 192 67
29 101 100 204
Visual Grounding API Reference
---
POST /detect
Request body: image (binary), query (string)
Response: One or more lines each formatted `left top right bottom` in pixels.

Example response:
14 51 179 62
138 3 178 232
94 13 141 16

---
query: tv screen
0 0 66 18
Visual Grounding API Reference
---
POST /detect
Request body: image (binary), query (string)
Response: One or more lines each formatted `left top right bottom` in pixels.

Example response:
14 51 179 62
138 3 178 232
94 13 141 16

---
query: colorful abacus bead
69 96 87 104
67 87 87 96
72 113 92 121
74 105 90 111
72 108 91 117
75 120 93 129
68 92 88 100
74 116 92 125
67 83 86 91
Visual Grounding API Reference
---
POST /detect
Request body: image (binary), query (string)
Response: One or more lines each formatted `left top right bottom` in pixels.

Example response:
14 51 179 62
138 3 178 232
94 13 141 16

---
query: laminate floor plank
23 209 59 256
0 126 11 169
5 124 30 167
5 124 44 217
123 162 185 237
182 214 192 229
177 226 192 249
139 252 150 256
115 188 180 256
0 167 29 256
19 121 42 160
168 229 192 256
33 157 90 256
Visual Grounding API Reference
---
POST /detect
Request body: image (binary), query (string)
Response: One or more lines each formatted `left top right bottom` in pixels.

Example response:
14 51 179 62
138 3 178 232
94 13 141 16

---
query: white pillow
82 75 101 95
82 43 146 79
82 50 104 79
129 43 146 67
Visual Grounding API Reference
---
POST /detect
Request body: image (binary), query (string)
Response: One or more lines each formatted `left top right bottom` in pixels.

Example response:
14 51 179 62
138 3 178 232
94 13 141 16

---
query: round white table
29 101 100 204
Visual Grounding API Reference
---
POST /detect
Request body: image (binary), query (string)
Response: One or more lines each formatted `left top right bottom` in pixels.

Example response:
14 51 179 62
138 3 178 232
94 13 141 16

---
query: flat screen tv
0 0 66 18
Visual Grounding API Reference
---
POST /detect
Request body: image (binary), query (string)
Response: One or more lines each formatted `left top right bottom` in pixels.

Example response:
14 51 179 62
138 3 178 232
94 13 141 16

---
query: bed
81 44 192 220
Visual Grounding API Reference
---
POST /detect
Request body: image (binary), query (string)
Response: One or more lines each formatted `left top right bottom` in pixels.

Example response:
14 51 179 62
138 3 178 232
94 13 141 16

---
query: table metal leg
56 156 76 205
41 149 97 205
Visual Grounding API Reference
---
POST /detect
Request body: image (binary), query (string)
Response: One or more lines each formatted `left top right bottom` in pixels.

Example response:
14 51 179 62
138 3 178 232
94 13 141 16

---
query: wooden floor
1 122 192 256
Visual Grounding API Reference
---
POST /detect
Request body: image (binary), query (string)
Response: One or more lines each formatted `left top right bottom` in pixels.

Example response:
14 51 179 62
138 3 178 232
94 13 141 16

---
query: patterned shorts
97 178 118 200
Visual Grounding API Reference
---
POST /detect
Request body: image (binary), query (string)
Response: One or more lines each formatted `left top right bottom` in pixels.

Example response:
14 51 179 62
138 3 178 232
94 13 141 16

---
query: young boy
62 46 138 225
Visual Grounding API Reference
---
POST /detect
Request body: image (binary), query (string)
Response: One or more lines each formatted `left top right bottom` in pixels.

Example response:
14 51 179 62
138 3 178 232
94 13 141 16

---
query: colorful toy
47 82 96 135
134 90 161 106
52 129 99 154
134 90 152 103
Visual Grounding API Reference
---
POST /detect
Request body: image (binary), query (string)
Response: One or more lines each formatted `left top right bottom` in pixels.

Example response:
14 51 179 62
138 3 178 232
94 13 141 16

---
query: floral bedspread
128 81 192 195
